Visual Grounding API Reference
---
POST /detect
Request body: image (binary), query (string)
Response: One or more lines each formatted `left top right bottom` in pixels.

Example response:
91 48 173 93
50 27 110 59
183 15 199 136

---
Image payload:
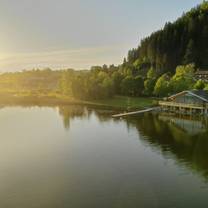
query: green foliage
112 71 123 94
154 73 171 97
82 96 155 110
144 78 156 96
0 68 61 94
59 69 74 95
125 1 208 73
121 76 136 96
200 1 208 11
169 64 195 93
194 79 206 90
134 76 144 96
147 67 157 79
144 68 157 96
204 84 208 91
183 39 195 65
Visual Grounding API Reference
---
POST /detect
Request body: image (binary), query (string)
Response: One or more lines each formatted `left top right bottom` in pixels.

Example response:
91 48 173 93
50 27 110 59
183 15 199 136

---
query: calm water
0 105 208 208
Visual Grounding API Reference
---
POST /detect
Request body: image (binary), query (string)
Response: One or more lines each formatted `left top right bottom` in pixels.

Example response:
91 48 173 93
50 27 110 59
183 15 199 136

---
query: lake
0 105 208 208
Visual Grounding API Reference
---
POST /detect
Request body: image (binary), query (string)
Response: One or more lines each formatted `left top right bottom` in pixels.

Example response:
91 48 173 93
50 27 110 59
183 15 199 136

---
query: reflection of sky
0 0 202 71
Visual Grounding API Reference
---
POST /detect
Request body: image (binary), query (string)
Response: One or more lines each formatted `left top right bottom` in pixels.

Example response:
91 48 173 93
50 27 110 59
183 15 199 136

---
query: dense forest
126 1 208 74
0 2 208 100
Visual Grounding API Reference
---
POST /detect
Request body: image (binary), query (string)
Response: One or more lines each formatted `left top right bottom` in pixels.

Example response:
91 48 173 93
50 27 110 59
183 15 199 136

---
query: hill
125 1 208 74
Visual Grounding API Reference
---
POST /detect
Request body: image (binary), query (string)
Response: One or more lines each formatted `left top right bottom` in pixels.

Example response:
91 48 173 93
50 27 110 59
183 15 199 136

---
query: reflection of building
158 114 206 135
128 113 208 179
159 90 208 115
195 70 208 82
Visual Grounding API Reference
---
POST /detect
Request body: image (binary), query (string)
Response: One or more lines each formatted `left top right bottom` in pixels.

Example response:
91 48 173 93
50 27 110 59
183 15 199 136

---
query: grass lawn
80 96 157 110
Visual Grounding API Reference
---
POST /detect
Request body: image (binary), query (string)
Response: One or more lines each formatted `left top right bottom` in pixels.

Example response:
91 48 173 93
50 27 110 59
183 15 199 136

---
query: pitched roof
168 90 208 102
190 90 208 101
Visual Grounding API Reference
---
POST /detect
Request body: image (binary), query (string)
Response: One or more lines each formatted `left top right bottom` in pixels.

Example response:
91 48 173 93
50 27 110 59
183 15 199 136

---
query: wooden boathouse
159 90 208 115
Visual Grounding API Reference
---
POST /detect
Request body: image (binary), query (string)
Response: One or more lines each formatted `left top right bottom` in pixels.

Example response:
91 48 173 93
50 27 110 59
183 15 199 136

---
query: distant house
195 70 208 81
159 90 208 115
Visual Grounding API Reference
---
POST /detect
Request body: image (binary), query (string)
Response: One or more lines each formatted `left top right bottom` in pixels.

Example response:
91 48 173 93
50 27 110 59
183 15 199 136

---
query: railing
159 101 206 109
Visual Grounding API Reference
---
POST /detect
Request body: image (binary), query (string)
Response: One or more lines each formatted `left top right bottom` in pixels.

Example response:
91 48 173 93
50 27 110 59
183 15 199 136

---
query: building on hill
159 90 208 115
195 70 208 81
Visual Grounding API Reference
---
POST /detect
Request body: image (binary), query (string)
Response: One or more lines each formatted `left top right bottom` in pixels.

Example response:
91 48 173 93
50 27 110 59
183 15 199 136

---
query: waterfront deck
159 101 206 110
159 101 208 115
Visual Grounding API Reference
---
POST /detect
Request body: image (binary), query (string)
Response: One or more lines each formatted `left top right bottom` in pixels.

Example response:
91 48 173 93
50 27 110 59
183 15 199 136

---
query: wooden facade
159 90 208 115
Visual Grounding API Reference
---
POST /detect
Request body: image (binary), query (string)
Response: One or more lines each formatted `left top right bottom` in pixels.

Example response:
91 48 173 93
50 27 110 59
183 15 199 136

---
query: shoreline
0 93 156 111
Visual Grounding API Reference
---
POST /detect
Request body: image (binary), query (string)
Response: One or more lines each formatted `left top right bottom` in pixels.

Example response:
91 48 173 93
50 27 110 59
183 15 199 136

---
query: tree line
59 63 208 99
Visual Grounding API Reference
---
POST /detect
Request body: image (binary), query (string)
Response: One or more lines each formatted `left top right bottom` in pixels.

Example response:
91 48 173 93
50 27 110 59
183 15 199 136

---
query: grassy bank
0 92 156 110
78 96 156 110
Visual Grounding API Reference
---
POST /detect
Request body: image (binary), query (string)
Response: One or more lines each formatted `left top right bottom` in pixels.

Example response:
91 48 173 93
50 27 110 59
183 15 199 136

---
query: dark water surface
0 105 208 208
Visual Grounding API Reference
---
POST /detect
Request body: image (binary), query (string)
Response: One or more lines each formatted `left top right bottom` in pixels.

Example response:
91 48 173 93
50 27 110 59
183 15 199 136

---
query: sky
0 0 203 72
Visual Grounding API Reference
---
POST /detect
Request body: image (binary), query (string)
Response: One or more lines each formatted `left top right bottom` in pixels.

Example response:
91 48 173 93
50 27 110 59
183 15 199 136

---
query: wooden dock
112 107 158 118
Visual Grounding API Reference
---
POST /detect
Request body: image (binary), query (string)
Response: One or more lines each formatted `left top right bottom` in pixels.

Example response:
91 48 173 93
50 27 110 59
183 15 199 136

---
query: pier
112 107 158 118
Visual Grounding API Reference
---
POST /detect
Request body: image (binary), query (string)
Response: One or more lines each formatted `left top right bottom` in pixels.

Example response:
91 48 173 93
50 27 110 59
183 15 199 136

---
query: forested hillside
125 1 208 74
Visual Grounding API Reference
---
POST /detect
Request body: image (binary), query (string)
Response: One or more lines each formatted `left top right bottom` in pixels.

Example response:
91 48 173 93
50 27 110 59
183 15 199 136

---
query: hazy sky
0 0 203 71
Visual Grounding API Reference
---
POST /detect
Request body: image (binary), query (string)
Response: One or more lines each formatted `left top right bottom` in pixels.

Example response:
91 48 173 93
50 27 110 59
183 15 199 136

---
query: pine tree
183 39 195 65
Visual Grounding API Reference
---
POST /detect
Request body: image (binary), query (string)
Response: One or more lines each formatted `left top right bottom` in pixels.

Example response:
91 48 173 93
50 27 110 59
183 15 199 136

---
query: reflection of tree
58 105 120 129
125 114 208 179
58 106 87 130
57 105 208 180
92 109 116 123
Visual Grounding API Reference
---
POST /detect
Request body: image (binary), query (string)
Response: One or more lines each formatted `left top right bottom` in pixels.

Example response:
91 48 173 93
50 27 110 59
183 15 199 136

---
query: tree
143 68 157 96
121 76 135 96
101 77 114 98
183 39 195 65
112 71 123 94
147 67 157 79
169 64 195 93
144 79 156 96
154 73 170 97
134 76 144 96
194 80 206 90
59 70 74 95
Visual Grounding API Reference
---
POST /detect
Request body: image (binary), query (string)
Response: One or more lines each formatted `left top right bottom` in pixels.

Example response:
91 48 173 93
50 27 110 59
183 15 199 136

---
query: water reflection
0 105 208 207
125 113 208 179
58 105 116 129
57 106 208 180
158 114 208 135
58 106 88 129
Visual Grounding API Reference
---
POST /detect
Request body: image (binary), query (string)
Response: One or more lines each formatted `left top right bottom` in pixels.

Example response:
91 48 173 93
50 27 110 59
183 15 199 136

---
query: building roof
168 90 208 102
